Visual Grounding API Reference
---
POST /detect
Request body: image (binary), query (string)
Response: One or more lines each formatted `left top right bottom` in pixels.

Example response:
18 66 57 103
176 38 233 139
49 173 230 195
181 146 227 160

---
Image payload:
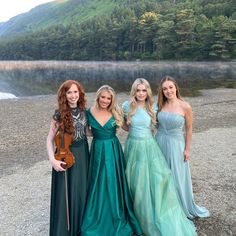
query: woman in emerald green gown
47 80 89 236
80 85 142 236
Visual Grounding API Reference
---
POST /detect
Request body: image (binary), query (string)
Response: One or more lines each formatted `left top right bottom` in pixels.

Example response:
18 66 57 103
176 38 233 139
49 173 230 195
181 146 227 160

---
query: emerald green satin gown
80 108 142 236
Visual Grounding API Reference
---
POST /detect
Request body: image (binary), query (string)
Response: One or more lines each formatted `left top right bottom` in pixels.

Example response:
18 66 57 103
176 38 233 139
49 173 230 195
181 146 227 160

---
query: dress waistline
71 138 87 147
93 135 116 140
157 128 183 136
127 134 154 140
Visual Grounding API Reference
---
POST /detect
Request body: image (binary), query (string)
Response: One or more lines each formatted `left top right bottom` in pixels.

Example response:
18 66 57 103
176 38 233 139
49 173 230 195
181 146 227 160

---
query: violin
54 132 75 169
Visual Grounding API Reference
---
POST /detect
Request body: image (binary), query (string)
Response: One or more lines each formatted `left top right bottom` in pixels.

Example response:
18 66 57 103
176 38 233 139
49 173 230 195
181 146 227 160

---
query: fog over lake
0 60 235 98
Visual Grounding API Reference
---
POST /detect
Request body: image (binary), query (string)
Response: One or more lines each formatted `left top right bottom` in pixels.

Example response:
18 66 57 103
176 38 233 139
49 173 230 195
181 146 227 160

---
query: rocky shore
0 88 235 236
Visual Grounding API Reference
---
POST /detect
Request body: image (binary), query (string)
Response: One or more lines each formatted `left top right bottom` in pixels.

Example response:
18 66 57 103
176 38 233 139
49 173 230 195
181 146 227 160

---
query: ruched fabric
156 111 210 219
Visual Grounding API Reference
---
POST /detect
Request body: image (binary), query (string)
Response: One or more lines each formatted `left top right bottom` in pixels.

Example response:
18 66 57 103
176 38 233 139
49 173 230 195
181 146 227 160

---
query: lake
0 60 235 98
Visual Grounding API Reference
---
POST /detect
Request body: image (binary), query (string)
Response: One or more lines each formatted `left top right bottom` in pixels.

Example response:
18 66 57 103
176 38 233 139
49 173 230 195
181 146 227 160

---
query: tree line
0 0 235 60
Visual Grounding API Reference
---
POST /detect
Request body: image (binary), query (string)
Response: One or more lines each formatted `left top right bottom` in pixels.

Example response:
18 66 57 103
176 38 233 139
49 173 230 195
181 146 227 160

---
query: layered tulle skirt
124 135 197 236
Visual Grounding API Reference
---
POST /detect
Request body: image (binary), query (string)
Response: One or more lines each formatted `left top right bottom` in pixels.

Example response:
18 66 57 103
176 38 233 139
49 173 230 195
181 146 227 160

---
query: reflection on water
0 61 235 97
0 92 17 99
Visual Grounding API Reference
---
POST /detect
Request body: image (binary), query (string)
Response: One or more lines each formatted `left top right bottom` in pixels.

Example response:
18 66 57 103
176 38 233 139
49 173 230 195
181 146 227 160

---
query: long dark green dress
50 107 90 236
80 108 142 236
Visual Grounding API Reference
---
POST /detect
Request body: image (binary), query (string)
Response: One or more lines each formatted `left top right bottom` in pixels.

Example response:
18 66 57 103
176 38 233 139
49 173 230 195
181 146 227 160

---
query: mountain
0 0 235 60
0 0 117 38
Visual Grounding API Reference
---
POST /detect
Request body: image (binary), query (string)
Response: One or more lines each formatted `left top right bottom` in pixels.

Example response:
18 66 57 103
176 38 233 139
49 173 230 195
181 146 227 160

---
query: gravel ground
0 88 235 236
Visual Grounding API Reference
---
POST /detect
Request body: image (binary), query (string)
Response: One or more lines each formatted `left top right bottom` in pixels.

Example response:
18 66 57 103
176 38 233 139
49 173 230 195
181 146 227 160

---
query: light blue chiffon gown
122 101 197 236
155 111 210 219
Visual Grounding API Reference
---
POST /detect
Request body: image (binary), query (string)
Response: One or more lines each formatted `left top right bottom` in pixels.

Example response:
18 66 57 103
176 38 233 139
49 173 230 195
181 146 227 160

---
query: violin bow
60 133 70 231
64 169 70 231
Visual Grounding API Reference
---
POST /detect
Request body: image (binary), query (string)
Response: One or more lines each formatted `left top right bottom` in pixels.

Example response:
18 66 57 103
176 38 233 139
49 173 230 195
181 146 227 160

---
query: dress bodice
157 112 185 136
122 101 153 138
86 108 117 140
53 107 87 141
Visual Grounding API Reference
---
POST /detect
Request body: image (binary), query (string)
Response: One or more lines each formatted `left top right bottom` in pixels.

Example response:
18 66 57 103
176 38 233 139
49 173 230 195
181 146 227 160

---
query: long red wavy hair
57 80 86 133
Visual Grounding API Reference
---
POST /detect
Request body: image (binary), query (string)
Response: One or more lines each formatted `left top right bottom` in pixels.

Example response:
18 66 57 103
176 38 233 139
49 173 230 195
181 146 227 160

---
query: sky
0 0 55 22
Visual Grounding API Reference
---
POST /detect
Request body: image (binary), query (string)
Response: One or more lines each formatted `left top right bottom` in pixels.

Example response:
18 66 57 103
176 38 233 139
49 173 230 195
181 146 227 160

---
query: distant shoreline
0 60 235 96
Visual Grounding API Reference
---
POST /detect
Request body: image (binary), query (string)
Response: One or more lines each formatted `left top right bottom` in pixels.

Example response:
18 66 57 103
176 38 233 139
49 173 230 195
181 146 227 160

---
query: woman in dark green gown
80 85 142 236
47 80 89 236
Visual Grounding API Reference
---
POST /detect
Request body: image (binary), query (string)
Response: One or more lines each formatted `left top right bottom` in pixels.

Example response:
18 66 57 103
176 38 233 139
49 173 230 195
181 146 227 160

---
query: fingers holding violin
51 159 66 172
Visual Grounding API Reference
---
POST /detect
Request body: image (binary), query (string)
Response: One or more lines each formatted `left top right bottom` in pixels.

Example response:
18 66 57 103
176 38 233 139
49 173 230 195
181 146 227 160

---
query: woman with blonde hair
80 85 142 236
47 80 90 236
122 78 197 236
155 75 210 219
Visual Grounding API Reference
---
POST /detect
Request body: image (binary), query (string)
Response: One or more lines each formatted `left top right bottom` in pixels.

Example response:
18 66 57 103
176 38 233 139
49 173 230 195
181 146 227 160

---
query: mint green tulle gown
122 101 197 236
155 111 210 219
80 108 143 236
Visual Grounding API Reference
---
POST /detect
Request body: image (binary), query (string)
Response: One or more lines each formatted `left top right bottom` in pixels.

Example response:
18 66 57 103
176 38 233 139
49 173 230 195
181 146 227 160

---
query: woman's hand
184 149 190 162
86 125 93 137
122 122 129 132
50 158 66 172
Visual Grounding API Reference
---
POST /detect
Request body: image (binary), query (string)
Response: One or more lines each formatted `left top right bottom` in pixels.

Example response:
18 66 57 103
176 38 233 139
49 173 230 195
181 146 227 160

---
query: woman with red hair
47 80 90 236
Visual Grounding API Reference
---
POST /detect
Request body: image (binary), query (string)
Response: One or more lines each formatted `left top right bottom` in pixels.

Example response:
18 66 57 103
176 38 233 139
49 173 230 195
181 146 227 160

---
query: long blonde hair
95 85 123 128
127 78 156 126
157 75 182 112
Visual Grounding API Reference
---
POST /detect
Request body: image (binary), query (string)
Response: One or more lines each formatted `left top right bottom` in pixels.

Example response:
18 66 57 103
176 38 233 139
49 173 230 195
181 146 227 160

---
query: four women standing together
47 77 209 236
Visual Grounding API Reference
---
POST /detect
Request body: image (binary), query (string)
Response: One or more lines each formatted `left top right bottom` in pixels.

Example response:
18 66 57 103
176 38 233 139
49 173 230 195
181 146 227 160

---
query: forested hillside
0 0 235 60
0 0 117 37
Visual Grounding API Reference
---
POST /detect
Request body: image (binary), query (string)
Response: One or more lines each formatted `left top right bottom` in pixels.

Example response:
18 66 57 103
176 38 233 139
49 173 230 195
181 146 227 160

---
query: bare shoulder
179 100 192 116
90 106 95 114
180 100 191 110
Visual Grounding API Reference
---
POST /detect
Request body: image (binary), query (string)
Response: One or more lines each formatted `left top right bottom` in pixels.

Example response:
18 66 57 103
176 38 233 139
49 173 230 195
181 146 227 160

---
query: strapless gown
156 111 210 219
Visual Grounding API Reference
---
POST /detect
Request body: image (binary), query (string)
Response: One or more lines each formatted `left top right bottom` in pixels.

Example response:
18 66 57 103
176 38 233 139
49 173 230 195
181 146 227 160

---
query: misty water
0 60 235 98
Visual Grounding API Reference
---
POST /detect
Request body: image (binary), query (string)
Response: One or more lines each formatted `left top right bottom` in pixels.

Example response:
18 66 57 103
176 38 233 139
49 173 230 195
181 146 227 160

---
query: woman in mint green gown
155 76 210 219
80 85 142 236
122 78 197 236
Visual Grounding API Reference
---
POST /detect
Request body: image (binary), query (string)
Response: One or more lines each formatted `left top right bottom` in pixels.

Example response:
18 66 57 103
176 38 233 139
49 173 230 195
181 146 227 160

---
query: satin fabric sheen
80 108 142 236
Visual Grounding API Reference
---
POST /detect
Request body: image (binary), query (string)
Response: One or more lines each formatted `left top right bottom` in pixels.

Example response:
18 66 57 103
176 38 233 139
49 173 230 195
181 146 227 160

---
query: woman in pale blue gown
122 78 197 236
155 75 210 219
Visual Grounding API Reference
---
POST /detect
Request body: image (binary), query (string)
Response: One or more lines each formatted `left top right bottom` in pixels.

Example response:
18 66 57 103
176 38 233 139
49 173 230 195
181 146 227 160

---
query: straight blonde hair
127 78 156 126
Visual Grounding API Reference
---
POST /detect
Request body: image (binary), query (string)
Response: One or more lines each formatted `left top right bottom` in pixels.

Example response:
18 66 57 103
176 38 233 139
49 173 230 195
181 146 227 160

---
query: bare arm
184 104 193 162
122 121 129 132
86 125 93 137
46 120 66 171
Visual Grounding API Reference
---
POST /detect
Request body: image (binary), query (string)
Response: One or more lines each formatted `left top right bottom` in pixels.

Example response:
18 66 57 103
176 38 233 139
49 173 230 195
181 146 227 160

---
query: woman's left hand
184 149 190 162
